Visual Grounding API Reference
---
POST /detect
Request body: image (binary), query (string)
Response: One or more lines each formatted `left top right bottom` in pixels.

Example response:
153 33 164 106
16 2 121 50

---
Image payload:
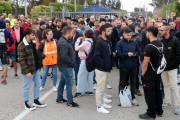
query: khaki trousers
95 69 108 107
161 69 180 107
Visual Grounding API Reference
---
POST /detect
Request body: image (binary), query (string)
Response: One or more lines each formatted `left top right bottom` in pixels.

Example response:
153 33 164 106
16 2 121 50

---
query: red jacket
7 28 16 51
20 22 31 29
176 21 180 29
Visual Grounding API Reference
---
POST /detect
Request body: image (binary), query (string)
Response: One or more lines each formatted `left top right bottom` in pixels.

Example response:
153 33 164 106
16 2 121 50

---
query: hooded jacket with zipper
57 36 75 68
94 37 113 72
161 34 180 71
116 37 140 68
0 20 14 50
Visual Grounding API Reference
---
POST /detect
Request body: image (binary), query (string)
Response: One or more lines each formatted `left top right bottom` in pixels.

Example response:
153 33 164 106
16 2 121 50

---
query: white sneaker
178 74 180 78
0 66 2 71
53 86 57 92
104 93 112 99
39 87 44 91
107 84 112 89
132 99 139 106
103 97 112 103
93 84 97 90
97 106 110 114
103 103 112 109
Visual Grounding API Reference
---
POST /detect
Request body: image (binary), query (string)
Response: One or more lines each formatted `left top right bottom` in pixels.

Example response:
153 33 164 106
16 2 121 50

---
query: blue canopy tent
75 5 115 18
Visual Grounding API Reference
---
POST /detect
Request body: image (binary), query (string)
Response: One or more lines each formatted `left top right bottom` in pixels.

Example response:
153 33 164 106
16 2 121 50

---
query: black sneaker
67 102 80 107
25 101 36 111
85 92 93 95
56 98 67 103
156 113 163 117
33 99 46 108
135 89 142 96
74 93 81 98
139 113 153 119
1 81 7 85
47 73 51 76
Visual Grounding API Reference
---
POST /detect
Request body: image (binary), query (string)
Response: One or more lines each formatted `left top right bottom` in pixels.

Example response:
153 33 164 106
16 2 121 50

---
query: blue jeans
23 69 41 102
57 67 73 104
138 56 142 78
41 64 57 87
74 57 80 86
77 60 93 93
178 66 180 74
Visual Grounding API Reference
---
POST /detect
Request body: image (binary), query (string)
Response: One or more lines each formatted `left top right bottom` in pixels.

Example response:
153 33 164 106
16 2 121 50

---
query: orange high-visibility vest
35 36 40 49
42 40 57 65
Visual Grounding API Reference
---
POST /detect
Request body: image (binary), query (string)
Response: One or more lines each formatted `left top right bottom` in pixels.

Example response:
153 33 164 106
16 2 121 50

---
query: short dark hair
5 20 10 25
147 26 158 37
114 15 118 18
56 19 61 23
32 22 38 26
100 25 110 34
107 19 112 23
134 23 141 28
141 21 146 26
86 18 90 23
62 26 72 35
137 19 141 23
24 27 36 36
124 16 127 19
79 20 85 25
123 27 132 33
72 19 78 23
99 18 106 23
162 18 167 22
129 18 135 23
66 17 71 20
105 23 112 27
162 24 170 30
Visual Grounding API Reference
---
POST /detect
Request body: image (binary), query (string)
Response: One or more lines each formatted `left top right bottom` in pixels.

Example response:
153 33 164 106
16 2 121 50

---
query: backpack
84 40 93 56
86 41 96 72
0 29 6 48
148 43 167 74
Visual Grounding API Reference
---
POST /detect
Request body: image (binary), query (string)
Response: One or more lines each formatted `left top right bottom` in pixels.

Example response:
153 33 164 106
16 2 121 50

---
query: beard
105 34 110 38
57 25 61 28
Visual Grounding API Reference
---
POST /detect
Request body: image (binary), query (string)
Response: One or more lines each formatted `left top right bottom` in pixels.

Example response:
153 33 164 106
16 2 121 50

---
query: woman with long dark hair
74 29 95 97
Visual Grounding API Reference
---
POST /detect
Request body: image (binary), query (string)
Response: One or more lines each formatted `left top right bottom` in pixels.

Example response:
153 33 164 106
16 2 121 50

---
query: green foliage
148 11 153 18
30 5 50 22
49 3 85 12
162 1 179 18
0 1 12 15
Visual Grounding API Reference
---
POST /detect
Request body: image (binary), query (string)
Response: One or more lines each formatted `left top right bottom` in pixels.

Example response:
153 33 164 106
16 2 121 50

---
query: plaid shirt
17 37 41 75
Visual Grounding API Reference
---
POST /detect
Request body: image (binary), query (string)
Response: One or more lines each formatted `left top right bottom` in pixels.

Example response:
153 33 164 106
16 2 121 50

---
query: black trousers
142 70 163 118
119 67 137 99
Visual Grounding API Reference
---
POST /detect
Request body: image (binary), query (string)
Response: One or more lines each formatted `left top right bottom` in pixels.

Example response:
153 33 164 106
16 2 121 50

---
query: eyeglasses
159 30 167 32
48 33 54 35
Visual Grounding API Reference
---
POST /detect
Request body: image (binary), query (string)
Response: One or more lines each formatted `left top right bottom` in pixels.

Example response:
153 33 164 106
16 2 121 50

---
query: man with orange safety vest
31 22 40 49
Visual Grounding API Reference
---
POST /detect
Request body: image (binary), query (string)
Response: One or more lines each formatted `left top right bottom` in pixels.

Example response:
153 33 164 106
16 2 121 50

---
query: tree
115 0 121 10
148 11 153 18
149 0 177 8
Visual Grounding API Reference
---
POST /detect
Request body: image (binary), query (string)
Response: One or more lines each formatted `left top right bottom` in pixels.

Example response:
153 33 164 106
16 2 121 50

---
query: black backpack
0 29 6 48
86 41 96 72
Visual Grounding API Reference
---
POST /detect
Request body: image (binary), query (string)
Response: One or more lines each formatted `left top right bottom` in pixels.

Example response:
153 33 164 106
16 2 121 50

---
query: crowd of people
1 12 180 120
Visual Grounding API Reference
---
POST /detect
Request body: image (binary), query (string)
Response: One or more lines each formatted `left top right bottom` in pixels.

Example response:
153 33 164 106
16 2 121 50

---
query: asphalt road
0 64 180 120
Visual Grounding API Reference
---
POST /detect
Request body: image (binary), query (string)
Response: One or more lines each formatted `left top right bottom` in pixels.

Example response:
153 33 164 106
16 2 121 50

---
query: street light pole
75 0 76 12
25 0 27 16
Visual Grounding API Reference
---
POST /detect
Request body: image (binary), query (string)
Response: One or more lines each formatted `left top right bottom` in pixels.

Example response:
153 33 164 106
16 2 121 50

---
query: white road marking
13 87 55 120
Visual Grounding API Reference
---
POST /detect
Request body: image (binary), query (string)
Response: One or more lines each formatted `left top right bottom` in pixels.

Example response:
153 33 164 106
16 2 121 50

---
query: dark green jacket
17 37 41 75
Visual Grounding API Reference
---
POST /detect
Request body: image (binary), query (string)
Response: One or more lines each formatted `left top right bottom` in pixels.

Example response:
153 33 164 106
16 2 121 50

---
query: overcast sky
121 0 154 12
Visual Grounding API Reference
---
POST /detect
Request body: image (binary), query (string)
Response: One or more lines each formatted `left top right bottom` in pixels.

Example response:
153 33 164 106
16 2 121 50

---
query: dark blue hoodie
116 37 140 68
0 20 14 50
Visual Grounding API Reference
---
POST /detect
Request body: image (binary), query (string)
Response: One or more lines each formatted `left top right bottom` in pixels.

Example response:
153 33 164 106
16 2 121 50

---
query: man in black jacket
89 15 95 28
71 22 83 86
37 21 46 42
160 24 180 115
140 19 153 58
56 26 79 107
94 25 113 114
52 19 62 41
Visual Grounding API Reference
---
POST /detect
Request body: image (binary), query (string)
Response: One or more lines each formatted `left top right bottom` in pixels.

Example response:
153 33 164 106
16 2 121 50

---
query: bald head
90 16 95 23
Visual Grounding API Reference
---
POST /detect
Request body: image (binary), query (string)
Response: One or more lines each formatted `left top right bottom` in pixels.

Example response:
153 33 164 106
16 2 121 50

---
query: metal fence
32 6 145 20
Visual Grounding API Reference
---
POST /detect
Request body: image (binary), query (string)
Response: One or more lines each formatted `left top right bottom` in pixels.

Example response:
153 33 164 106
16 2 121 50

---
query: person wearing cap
128 24 143 96
116 27 140 106
37 20 47 42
